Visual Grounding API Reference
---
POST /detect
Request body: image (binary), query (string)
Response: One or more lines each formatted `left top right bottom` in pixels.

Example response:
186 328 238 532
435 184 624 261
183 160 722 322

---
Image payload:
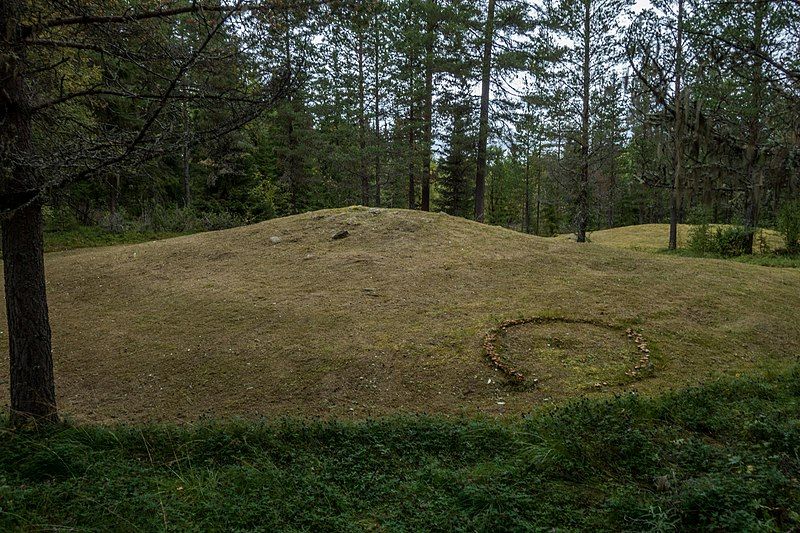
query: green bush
713 225 754 257
777 201 800 254
687 224 753 257
43 205 81 232
138 205 241 233
687 223 713 253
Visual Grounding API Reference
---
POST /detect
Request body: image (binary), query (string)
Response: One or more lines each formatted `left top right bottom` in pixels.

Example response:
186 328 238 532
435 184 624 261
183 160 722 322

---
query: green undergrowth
43 226 188 253
1 368 799 530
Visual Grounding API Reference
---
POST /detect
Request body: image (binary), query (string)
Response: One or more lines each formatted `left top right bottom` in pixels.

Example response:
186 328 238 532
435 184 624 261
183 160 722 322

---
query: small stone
269 236 282 244
332 229 349 240
368 208 382 215
303 254 315 260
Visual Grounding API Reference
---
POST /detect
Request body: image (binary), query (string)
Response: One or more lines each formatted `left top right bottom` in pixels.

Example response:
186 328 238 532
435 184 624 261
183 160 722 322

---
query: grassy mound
2 369 798 530
2 207 799 423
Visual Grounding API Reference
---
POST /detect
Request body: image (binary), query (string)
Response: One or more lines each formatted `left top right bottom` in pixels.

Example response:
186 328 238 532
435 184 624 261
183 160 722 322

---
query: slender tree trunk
374 23 382 207
108 175 120 216
407 100 416 209
524 153 531 233
182 103 192 208
577 0 590 243
1 0 58 425
420 9 435 212
743 1 766 253
474 0 495 222
358 31 369 206
669 0 684 250
536 170 542 235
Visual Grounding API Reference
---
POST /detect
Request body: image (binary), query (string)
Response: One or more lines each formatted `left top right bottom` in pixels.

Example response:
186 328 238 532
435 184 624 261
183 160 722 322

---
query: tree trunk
420 9 435 212
576 0 590 242
3 204 58 425
108 175 120 216
535 172 542 236
669 0 684 250
524 152 531 233
474 0 495 222
743 0 766 253
358 31 369 207
408 102 416 210
1 0 58 425
182 103 192 208
374 23 382 208
407 48 416 210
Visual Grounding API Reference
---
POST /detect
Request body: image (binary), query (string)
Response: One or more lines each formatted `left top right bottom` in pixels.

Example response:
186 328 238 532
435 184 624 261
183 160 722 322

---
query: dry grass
561 223 784 252
2 207 799 423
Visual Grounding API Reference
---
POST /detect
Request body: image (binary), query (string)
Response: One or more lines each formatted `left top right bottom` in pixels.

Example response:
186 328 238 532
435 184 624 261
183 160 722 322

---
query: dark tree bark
108 175 120 216
182 103 192 207
407 52 416 210
743 0 767 253
669 0 684 251
420 7 435 212
576 0 590 243
524 152 531 233
474 0 496 222
358 30 370 206
535 170 542 235
374 23 382 207
408 107 416 209
1 0 58 424
3 204 57 425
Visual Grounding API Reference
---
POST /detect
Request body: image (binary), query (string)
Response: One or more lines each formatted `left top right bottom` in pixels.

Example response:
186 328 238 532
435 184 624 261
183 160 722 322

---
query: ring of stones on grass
482 317 653 384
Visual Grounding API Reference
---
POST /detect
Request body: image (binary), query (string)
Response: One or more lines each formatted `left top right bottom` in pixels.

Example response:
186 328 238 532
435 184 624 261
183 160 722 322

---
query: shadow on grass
2 367 798 530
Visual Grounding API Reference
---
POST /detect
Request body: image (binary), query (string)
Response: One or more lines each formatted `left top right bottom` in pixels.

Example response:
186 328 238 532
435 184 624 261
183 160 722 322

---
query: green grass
661 248 800 268
43 226 187 253
2 369 798 530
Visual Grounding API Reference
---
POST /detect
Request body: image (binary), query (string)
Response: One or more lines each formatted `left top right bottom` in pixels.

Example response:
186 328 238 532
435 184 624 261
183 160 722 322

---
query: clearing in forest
2 207 798 423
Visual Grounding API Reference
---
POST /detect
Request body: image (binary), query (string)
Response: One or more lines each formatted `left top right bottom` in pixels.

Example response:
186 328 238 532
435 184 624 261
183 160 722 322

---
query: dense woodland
37 0 800 248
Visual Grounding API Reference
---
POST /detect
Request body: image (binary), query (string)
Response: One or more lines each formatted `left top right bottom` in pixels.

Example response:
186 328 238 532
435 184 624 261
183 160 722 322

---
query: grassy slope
566 223 800 267
1 369 798 530
562 223 784 250
2 207 799 423
43 227 187 253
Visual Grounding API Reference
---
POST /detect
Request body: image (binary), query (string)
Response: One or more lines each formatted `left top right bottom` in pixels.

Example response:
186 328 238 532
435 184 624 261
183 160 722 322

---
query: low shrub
687 223 713 253
137 205 242 233
777 201 800 254
713 225 754 257
686 224 754 257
